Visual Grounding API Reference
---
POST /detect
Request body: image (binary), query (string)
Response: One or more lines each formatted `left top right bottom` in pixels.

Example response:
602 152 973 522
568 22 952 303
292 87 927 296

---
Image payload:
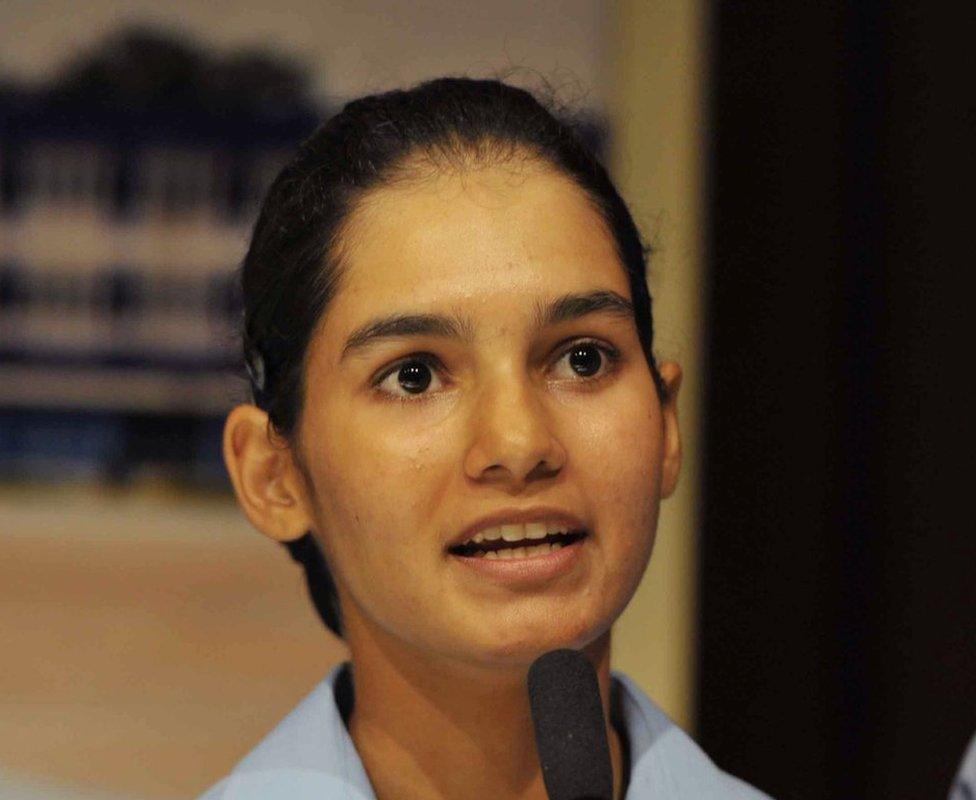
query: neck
345 622 624 800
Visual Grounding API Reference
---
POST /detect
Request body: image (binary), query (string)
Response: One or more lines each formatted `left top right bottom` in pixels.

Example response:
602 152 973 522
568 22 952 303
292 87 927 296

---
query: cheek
568 381 663 565
570 380 663 495
300 401 455 568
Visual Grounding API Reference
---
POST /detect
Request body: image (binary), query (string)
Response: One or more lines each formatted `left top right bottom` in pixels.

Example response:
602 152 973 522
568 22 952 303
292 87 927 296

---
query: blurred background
1 2 973 799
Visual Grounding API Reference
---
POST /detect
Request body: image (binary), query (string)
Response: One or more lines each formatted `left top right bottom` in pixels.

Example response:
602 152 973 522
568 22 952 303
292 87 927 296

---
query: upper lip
448 506 588 549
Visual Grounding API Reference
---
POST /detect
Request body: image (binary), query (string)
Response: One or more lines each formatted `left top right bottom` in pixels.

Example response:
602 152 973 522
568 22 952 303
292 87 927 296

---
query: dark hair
241 77 665 637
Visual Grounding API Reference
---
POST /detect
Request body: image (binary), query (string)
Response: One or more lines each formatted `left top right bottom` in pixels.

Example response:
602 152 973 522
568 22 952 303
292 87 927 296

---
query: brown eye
396 361 433 394
567 344 603 377
551 339 621 383
374 354 445 401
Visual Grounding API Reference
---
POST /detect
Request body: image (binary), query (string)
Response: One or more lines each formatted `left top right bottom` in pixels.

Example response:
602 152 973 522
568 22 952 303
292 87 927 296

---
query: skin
224 159 682 800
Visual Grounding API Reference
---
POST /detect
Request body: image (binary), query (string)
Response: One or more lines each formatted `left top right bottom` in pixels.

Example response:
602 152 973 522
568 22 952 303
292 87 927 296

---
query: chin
466 611 612 668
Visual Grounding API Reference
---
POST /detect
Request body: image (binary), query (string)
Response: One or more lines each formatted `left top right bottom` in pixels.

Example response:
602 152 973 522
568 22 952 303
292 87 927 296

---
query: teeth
468 540 576 560
524 522 547 540
489 542 555 560
465 521 576 547
500 524 523 542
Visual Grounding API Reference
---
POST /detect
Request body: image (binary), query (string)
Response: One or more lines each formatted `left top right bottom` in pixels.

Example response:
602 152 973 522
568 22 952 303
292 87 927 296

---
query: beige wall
1 486 347 798
607 0 707 731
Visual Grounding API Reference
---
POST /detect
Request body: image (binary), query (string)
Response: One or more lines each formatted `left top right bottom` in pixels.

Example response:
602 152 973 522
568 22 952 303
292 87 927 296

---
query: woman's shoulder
950 732 976 799
196 663 375 800
611 671 774 800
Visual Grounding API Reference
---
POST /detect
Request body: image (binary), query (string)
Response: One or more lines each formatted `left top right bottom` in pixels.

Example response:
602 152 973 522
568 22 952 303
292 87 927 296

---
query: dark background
701 2 975 798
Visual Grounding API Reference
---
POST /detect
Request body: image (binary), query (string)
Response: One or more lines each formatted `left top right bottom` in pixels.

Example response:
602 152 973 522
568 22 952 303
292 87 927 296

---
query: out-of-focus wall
0 0 606 104
606 0 706 731
1 484 348 798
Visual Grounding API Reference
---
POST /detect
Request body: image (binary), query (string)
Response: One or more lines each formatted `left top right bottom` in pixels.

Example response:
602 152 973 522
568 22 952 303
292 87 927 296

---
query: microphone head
527 648 614 800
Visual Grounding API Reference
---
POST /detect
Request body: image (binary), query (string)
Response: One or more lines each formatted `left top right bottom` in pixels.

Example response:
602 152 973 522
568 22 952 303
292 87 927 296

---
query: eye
374 354 446 400
551 339 620 382
372 340 619 402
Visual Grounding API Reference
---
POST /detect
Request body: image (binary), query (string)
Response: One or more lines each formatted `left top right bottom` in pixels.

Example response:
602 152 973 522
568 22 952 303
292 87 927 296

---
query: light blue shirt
199 663 772 799
950 733 976 800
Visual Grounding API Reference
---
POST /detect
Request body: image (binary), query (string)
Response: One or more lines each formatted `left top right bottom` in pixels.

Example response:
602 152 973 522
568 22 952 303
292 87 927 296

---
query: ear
657 361 683 499
222 404 314 542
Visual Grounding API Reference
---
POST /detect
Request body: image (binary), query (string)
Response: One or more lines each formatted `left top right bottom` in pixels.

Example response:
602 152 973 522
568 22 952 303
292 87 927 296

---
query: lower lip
448 536 586 586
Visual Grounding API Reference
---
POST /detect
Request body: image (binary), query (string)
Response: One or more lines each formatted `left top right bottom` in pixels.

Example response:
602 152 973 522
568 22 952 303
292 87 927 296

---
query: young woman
203 78 771 799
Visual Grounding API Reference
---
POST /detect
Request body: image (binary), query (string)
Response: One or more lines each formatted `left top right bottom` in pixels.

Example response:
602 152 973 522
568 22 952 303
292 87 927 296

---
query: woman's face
293 161 680 668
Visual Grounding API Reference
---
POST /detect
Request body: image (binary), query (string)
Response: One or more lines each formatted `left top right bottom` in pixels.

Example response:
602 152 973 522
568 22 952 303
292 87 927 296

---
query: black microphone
527 649 614 800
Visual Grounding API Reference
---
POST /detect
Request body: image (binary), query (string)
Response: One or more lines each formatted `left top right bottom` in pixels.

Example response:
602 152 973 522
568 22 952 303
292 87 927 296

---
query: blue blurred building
0 29 320 484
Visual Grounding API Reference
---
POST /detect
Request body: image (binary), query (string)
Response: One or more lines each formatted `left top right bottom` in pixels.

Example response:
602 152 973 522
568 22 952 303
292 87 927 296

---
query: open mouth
448 528 588 560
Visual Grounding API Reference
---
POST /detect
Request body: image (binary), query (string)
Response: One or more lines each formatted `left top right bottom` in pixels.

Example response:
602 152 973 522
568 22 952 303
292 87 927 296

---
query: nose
463 371 567 488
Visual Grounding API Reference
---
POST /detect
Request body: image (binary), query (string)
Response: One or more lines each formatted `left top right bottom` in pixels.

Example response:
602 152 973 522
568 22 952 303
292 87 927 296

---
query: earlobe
656 361 683 499
222 404 314 542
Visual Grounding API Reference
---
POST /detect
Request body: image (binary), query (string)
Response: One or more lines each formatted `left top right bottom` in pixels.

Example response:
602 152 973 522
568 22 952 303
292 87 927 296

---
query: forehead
324 163 629 334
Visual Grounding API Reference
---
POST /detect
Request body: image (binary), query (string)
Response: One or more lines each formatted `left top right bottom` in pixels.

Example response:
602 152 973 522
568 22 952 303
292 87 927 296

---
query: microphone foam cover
527 649 613 800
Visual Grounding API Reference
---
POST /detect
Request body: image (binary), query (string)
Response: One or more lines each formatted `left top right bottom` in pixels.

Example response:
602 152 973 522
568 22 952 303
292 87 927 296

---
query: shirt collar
208 662 761 800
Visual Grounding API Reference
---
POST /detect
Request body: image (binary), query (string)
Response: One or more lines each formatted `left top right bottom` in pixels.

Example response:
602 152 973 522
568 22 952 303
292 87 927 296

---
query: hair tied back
244 346 267 402
283 533 344 637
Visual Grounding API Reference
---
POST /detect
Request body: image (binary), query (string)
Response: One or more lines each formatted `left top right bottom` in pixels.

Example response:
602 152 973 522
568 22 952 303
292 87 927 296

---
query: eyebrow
339 289 634 361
